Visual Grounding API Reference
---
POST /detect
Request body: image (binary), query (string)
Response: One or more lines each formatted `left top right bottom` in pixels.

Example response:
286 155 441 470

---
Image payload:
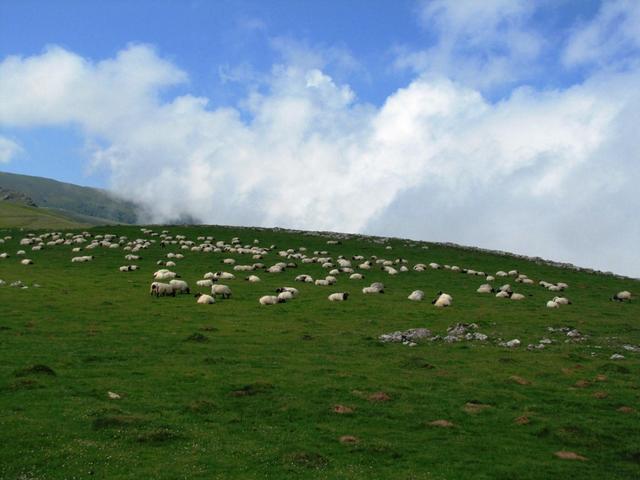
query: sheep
16 250 26 256
349 273 364 280
222 258 236 265
21 259 33 265
612 291 632 302
432 292 452 307
276 287 299 297
259 295 284 305
0 253 8 259
154 269 178 281
195 293 215 304
165 261 176 267
553 296 571 305
370 282 384 290
362 286 383 294
495 290 510 298
214 271 235 280
477 284 494 294
557 282 569 290
499 284 512 293
277 291 294 301
429 263 441 270
295 274 313 283
211 284 232 299
246 275 261 283
328 292 349 302
486 275 495 282
496 271 508 277
408 290 425 301
315 279 330 286
150 282 175 297
325 275 337 285
508 270 519 276
510 293 526 301
119 265 137 272
546 300 559 308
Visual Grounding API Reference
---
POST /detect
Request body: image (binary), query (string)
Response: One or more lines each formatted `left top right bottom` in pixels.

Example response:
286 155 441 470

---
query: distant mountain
0 171 139 225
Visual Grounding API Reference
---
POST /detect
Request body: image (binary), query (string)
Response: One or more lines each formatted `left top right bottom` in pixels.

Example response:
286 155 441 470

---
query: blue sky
1 0 639 276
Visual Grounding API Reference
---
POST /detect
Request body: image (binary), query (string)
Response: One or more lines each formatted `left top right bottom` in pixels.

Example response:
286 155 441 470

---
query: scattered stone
379 328 432 344
566 329 582 338
610 354 625 360
500 339 521 348
514 416 530 425
622 344 640 353
464 402 490 414
539 338 553 345
443 335 459 343
554 451 587 461
333 404 354 414
527 343 546 351
617 406 635 414
107 391 121 400
510 375 531 385
368 391 391 402
428 419 454 428
593 391 608 399
339 435 359 444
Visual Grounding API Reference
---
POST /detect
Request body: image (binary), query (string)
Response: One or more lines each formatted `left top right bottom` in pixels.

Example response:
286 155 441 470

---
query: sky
0 0 639 277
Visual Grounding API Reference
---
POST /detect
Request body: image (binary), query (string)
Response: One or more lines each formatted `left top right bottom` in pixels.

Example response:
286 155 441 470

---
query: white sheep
477 284 494 294
546 300 559 308
432 292 452 307
349 273 364 280
295 274 314 283
211 284 232 299
195 293 215 304
495 291 510 298
150 282 175 297
197 279 214 287
408 290 425 301
276 287 299 297
510 293 525 301
328 292 349 302
154 269 178 281
246 275 261 283
259 295 283 305
277 291 294 301
168 279 190 294
315 279 330 286
553 296 571 305
21 259 33 265
612 291 632 302
325 275 337 285
214 271 235 280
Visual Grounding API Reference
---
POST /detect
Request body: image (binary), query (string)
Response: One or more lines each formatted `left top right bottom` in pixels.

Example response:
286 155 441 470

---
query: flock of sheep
0 229 633 309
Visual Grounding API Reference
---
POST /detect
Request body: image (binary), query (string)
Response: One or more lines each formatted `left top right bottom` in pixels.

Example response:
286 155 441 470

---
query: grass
0 202 88 229
0 224 638 479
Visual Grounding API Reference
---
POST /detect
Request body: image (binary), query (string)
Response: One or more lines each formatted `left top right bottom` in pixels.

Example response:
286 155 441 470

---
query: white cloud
0 136 22 163
563 0 640 68
395 0 543 91
0 44 639 276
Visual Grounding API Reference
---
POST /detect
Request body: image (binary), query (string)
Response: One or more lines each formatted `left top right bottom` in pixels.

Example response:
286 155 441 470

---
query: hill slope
0 202 88 229
0 171 138 224
0 224 638 479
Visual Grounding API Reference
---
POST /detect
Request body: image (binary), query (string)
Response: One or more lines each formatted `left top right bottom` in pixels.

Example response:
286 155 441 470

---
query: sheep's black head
343 293 349 300
194 293 202 298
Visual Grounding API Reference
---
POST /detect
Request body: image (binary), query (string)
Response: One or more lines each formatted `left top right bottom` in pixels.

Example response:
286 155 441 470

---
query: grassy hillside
0 225 638 479
0 171 138 224
0 202 88 229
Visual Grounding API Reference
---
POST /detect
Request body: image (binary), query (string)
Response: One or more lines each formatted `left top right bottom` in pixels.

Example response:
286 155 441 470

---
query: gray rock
610 353 625 360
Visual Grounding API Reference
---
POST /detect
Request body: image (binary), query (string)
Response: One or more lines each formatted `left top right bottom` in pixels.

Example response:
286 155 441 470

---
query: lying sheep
21 259 33 265
277 291 294 301
546 300 559 308
328 292 349 302
553 296 571 305
495 290 510 298
432 292 452 307
259 295 284 305
612 291 632 302
168 279 190 294
295 274 314 283
510 293 525 301
315 279 330 286
276 287 299 297
349 273 364 280
197 279 214 287
150 282 175 297
119 265 138 272
477 284 494 294
325 275 337 285
211 284 232 299
195 293 215 304
246 275 261 283
408 290 425 301
154 269 178 281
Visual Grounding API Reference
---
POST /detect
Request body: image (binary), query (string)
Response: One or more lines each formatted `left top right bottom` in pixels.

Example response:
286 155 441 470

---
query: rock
610 354 625 360
566 329 582 338
622 344 640 353
504 339 521 348
428 419 454 428
379 328 432 344
443 335 459 343
333 404 354 414
554 451 587 461
539 338 552 345
368 391 391 402
107 391 121 400
339 435 359 444
574 380 590 388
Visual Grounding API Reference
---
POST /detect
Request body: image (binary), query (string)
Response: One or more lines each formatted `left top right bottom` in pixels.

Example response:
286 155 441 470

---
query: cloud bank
1 2 639 277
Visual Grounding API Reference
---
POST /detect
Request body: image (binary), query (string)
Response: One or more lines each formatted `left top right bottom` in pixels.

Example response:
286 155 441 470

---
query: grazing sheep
276 287 299 297
328 292 349 302
325 275 337 285
315 279 330 286
510 293 525 301
195 293 215 304
197 279 214 287
495 290 510 298
169 279 190 294
408 290 425 301
154 269 178 281
553 296 571 305
477 284 494 294
211 284 232 299
429 263 441 270
295 274 313 283
21 259 33 265
277 291 294 301
612 291 632 302
259 295 284 305
349 273 364 280
150 282 175 297
546 300 559 308
246 275 261 283
432 292 452 307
